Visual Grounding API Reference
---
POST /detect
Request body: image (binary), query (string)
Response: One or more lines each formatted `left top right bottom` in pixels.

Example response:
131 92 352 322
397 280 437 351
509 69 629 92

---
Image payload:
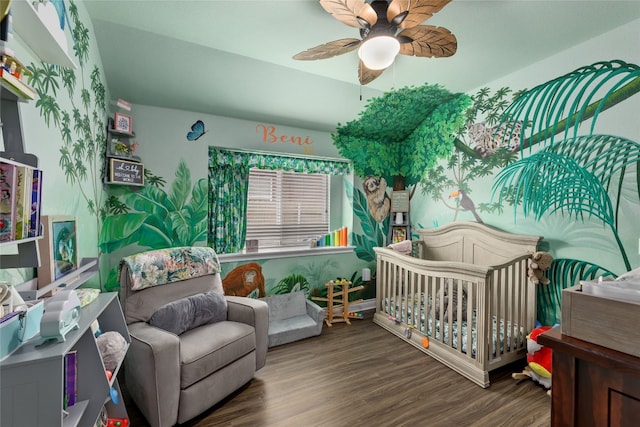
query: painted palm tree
491 60 640 323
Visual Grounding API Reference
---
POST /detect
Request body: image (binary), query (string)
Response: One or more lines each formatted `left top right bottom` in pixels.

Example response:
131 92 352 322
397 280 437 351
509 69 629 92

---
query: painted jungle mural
222 262 266 297
99 158 370 302
100 159 207 291
490 60 640 324
338 60 640 326
25 1 107 286
218 257 371 306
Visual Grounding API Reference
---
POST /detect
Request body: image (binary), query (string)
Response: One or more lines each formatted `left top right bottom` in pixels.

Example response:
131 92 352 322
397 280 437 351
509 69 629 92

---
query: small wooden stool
312 280 364 326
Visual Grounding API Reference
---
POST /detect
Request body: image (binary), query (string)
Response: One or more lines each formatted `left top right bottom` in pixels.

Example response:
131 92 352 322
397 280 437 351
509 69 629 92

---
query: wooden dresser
538 327 640 427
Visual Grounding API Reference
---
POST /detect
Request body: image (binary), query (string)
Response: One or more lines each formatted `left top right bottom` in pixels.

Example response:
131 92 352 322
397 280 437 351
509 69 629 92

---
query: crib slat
466 280 474 359
511 262 518 351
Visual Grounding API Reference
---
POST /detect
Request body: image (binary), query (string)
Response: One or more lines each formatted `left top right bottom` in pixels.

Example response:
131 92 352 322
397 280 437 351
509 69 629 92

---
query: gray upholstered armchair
119 247 268 427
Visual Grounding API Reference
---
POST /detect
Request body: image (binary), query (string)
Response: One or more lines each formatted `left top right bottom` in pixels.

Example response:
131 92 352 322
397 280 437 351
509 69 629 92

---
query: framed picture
114 112 132 133
37 215 78 288
391 190 409 212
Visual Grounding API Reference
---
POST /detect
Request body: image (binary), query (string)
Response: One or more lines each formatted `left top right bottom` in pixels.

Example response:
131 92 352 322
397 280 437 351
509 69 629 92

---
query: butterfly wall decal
187 120 206 141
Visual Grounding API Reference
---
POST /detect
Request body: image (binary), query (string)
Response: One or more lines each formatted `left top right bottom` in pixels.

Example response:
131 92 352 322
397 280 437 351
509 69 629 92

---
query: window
246 168 329 248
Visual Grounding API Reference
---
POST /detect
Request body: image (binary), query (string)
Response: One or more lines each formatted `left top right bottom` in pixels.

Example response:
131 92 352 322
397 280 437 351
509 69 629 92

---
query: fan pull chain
358 64 363 101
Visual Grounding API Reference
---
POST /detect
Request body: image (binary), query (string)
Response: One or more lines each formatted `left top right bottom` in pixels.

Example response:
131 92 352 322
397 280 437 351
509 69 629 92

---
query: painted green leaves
499 60 640 151
100 160 207 253
332 83 471 186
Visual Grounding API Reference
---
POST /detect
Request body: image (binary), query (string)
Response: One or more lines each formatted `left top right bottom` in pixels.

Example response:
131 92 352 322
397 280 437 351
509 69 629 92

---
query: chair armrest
226 296 269 370
305 298 325 323
125 322 181 427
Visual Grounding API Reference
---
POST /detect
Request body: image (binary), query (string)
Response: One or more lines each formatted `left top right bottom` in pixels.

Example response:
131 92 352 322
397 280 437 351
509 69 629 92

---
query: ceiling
83 0 640 133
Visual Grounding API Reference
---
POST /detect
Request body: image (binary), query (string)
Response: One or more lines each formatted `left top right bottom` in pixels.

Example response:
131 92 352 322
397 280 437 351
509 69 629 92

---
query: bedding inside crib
383 294 525 358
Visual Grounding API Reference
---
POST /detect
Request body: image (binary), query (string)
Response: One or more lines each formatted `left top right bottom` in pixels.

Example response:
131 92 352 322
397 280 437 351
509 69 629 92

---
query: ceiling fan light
358 36 400 70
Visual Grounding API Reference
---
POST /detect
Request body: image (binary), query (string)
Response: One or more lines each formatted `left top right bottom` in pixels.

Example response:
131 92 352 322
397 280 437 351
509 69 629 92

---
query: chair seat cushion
179 320 256 389
268 315 320 347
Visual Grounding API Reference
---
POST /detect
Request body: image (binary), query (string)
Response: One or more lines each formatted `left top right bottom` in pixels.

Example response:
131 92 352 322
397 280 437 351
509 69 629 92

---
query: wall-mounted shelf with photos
106 117 139 161
104 115 144 186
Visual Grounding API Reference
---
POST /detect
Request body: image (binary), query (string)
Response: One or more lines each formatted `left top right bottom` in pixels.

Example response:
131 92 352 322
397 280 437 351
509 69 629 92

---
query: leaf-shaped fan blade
387 0 452 29
320 0 377 28
398 25 457 57
293 38 362 60
358 61 385 85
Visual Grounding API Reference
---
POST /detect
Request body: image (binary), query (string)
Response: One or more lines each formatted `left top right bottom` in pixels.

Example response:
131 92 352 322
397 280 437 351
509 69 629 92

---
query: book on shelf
392 227 407 243
64 351 78 409
13 166 27 240
0 161 17 242
21 167 33 239
0 162 43 242
0 67 36 100
28 169 42 238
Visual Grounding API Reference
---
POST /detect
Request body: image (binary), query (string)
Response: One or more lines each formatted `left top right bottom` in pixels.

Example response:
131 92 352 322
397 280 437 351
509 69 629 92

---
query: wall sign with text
108 158 144 186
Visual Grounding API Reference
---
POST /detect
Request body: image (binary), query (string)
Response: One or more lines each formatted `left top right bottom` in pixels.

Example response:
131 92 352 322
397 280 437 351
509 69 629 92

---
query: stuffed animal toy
512 325 552 396
96 331 128 372
528 251 553 285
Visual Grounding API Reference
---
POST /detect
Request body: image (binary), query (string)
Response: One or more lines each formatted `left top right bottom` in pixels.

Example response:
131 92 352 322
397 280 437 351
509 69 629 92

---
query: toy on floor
312 279 363 326
512 325 552 396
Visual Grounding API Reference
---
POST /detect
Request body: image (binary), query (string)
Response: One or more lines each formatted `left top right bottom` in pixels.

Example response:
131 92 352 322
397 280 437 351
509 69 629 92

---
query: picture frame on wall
36 215 78 288
114 112 133 133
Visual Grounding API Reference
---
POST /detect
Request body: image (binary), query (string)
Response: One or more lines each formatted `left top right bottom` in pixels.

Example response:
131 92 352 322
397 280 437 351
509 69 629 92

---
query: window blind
246 168 329 248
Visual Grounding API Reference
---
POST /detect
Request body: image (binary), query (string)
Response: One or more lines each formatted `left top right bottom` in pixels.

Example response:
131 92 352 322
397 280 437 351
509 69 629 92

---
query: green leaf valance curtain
208 147 351 253
208 147 352 175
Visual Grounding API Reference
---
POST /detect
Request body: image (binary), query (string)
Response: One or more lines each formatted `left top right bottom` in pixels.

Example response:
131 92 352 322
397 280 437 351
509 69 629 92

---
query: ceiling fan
293 0 457 85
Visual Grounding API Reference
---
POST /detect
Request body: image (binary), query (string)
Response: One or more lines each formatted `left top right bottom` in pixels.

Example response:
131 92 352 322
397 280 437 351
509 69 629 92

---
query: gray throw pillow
148 292 227 335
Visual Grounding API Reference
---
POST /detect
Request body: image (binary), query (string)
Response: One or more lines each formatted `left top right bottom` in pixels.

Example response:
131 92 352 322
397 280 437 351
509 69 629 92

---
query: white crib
373 221 542 388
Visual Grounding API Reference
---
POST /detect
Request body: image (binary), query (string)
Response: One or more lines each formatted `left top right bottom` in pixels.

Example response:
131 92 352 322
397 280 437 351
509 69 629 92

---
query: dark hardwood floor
123 313 551 427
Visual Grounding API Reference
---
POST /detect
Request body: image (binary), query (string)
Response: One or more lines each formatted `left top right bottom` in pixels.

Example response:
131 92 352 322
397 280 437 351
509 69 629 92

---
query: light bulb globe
358 36 400 70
